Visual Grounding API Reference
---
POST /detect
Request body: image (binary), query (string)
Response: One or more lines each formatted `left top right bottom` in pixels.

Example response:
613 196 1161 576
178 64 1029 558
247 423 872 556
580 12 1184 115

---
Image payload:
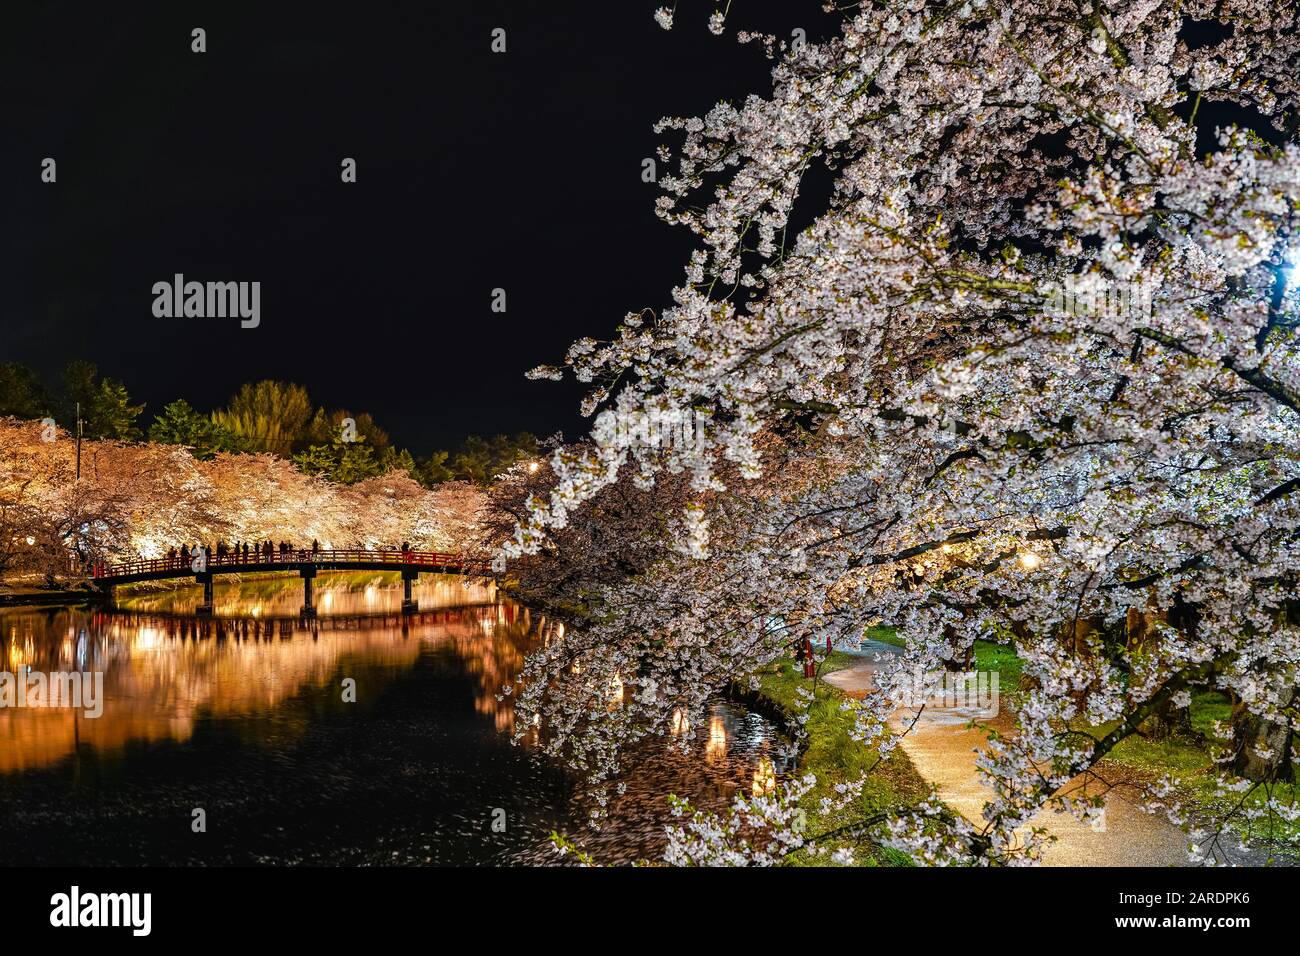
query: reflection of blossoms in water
445 601 535 735
0 574 532 772
0 575 795 865
535 700 797 865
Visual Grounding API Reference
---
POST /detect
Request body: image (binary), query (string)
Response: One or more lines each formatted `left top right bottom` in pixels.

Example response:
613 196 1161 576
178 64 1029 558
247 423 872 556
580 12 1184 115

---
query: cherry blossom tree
0 418 487 576
0 444 49 577
480 447 702 611
505 1 1300 863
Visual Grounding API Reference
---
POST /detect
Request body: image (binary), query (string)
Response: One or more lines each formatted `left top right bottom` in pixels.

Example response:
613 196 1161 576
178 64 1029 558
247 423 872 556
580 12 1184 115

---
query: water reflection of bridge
0 600 538 773
90 603 517 637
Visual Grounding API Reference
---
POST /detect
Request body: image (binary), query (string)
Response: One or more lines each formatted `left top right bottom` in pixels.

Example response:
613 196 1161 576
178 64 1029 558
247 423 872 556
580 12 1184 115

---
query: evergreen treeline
0 361 538 487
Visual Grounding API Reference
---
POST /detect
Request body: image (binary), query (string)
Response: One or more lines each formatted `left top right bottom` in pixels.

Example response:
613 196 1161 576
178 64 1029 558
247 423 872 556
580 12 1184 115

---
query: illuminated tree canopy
505 1 1300 864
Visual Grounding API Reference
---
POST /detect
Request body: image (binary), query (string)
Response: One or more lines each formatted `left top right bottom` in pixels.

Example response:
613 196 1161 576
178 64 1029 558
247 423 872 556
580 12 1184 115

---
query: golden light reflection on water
1 575 794 864
670 708 689 736
0 574 800 868
0 574 533 773
705 715 728 760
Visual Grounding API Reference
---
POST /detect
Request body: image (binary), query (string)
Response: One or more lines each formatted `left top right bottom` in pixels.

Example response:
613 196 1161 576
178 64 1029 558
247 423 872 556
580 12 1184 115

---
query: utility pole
75 401 83 481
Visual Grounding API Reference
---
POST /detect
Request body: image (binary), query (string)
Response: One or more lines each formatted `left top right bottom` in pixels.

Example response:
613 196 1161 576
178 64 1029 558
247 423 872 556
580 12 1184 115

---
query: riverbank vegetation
1 362 544 587
741 652 927 866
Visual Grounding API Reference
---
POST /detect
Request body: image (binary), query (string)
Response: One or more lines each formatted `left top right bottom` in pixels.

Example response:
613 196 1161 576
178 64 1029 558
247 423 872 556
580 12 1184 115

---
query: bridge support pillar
401 568 419 614
196 574 214 615
300 567 317 617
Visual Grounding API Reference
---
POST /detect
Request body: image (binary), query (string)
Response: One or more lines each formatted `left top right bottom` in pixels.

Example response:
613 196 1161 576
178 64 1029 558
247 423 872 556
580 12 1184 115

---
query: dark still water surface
0 573 791 865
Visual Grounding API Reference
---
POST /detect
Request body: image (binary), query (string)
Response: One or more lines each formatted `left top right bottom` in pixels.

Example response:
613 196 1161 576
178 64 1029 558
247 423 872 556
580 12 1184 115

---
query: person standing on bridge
311 539 320 556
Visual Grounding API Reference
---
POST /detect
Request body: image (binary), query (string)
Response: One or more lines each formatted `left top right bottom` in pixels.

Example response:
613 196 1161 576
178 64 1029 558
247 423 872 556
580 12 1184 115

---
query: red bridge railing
93 548 493 581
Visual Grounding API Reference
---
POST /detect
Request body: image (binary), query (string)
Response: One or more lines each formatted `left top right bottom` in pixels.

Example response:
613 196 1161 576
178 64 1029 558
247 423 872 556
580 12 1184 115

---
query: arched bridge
92 548 495 616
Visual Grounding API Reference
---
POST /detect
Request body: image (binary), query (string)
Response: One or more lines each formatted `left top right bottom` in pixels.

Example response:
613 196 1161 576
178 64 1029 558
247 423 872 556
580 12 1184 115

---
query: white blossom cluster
509 1 1300 864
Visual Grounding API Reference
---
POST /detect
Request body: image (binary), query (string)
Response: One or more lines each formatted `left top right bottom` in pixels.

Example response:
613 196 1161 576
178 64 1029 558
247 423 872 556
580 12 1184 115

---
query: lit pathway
826 640 1202 866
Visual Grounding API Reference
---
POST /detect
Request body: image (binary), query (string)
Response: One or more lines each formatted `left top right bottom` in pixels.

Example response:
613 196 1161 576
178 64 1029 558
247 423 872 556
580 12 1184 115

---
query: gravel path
826 640 1224 866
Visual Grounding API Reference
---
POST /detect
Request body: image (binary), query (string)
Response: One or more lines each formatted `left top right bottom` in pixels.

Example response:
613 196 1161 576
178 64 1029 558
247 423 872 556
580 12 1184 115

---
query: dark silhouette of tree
0 363 50 419
416 450 453 486
450 435 494 485
148 399 245 459
304 408 390 448
442 433 540 485
60 360 144 440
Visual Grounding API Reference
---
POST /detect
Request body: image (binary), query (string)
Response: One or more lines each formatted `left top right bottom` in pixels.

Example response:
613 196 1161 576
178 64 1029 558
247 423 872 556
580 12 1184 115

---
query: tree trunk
1139 694 1193 740
1126 607 1191 740
1230 688 1297 783
940 624 973 671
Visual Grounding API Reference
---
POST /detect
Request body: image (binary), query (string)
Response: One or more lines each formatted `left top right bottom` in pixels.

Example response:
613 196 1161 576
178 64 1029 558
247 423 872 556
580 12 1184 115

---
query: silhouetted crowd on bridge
91 540 483 580
157 539 420 568
163 539 326 567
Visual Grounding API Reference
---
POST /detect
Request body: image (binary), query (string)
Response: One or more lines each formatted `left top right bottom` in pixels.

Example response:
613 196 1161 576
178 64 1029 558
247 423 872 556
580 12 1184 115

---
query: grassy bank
0 578 106 607
1098 692 1300 852
742 651 928 866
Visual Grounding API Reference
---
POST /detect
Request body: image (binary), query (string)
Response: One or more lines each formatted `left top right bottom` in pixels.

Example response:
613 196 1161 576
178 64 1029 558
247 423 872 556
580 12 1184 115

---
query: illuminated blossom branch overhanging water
503 0 1300 864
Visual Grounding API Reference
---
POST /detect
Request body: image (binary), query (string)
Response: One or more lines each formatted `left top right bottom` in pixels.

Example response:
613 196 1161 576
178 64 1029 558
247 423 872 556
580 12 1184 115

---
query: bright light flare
1284 245 1300 293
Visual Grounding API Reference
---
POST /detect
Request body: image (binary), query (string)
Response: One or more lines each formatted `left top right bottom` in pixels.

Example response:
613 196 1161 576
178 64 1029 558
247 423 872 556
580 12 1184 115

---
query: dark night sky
0 1 835 453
